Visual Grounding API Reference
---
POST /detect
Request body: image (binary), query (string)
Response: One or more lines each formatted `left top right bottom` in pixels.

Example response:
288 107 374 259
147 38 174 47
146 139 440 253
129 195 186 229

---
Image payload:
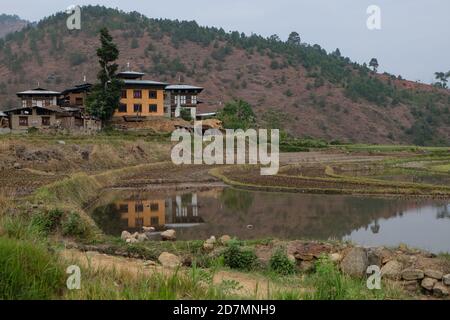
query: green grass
64 265 236 300
301 256 404 300
0 237 64 300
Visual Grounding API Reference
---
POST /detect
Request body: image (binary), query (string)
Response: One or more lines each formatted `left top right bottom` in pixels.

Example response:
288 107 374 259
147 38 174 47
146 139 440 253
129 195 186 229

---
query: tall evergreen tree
86 28 123 122
287 32 301 46
369 58 379 72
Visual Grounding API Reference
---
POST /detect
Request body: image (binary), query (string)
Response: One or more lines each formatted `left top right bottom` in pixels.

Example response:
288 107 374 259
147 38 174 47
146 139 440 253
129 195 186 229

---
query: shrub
180 108 192 121
223 244 257 270
0 237 64 299
31 209 63 235
269 248 296 275
62 212 87 237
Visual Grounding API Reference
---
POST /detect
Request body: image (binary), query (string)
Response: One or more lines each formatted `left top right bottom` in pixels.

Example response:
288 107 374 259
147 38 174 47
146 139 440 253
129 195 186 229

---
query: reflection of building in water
117 199 166 228
117 193 204 229
166 193 204 228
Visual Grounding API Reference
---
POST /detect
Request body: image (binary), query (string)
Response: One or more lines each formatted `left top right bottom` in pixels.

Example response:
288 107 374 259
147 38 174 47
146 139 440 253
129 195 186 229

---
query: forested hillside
0 6 449 145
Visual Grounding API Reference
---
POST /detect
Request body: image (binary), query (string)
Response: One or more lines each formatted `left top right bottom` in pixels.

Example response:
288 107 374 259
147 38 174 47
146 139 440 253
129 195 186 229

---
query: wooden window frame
149 90 157 99
133 90 142 99
19 116 28 127
41 116 51 126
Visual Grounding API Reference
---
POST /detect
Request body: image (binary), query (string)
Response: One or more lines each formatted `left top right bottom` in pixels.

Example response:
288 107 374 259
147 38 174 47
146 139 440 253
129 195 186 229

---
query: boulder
205 236 216 245
443 274 450 286
219 235 232 245
433 282 449 297
298 261 315 273
137 233 148 242
340 247 369 278
290 242 332 261
161 229 176 241
126 238 138 244
13 162 22 170
381 260 403 280
329 253 343 263
143 260 157 267
142 226 156 233
203 242 214 251
121 231 131 240
424 269 443 280
403 280 419 292
367 248 383 267
401 269 424 281
158 252 181 268
421 277 437 291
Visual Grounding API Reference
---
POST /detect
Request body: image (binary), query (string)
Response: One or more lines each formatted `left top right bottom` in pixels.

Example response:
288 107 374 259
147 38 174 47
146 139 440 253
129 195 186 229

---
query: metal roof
0 111 7 117
17 88 61 96
123 80 169 87
118 71 145 76
5 105 65 113
165 84 204 91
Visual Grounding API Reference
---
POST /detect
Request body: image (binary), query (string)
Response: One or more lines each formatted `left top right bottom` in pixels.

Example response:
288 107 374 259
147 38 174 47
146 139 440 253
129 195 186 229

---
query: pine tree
86 28 123 122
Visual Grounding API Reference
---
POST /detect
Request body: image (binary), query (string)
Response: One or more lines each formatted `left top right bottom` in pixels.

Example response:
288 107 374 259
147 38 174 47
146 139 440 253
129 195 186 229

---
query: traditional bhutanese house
60 83 92 109
165 84 204 119
0 111 9 128
5 105 65 131
5 88 63 131
116 71 168 121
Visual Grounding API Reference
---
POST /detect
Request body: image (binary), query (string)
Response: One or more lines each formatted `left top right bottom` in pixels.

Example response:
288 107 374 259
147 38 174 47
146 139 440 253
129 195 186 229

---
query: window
121 90 127 99
149 90 157 99
149 104 158 113
151 217 159 226
180 95 186 105
191 95 197 105
135 203 144 212
19 116 28 127
133 90 142 99
118 104 127 113
135 218 144 228
41 117 50 126
119 204 129 213
133 104 142 113
150 203 159 212
75 97 83 106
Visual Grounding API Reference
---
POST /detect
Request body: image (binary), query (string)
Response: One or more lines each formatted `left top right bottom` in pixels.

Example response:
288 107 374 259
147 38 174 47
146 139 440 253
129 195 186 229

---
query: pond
90 188 450 254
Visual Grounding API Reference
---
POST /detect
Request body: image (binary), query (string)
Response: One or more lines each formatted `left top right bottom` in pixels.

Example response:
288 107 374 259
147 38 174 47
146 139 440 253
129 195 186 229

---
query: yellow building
115 71 168 118
117 199 166 229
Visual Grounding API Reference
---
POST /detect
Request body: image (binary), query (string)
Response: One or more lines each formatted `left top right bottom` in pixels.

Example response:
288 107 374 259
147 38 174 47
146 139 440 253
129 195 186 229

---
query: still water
90 188 450 253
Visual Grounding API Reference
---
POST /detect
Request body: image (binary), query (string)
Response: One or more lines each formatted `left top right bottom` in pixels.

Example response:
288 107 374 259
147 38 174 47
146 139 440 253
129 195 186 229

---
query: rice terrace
0 2 449 308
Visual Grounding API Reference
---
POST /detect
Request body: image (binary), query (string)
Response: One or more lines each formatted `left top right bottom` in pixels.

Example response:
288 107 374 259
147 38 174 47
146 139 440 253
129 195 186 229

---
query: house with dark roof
4 88 64 131
165 84 204 119
116 71 168 120
115 70 207 121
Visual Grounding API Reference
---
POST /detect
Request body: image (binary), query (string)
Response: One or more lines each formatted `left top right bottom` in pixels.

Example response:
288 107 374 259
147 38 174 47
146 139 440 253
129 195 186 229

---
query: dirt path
60 249 289 299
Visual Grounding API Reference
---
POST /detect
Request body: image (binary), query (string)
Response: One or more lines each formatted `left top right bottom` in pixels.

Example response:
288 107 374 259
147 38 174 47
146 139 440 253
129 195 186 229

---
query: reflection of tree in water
220 188 254 213
91 203 126 236
437 205 450 219
370 220 380 234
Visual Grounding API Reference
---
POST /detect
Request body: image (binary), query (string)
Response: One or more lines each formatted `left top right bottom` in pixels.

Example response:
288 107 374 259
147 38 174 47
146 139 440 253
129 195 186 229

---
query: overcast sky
1 0 449 83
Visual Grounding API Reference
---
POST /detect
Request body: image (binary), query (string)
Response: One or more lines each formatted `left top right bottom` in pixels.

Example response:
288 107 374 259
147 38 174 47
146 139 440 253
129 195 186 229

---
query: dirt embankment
0 136 172 196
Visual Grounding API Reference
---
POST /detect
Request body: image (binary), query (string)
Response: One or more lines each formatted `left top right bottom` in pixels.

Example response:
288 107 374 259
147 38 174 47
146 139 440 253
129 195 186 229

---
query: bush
0 237 64 299
31 209 63 235
223 244 257 270
269 248 296 275
180 108 192 121
62 212 87 237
